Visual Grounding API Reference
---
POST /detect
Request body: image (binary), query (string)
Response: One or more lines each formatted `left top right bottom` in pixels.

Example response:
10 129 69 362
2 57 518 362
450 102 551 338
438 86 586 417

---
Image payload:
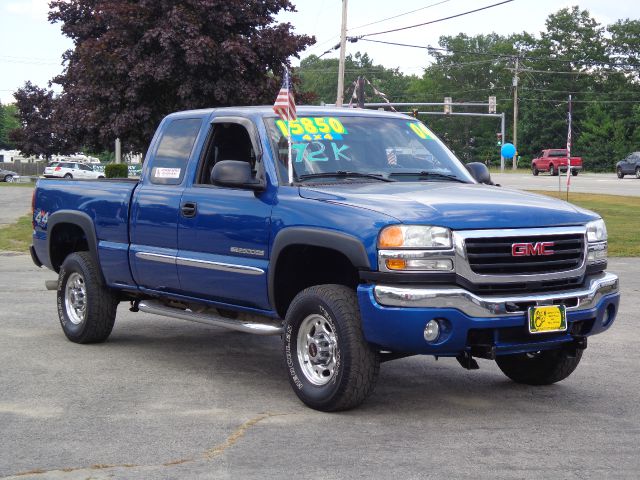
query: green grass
531 191 639 257
0 181 35 187
488 167 531 174
0 215 32 252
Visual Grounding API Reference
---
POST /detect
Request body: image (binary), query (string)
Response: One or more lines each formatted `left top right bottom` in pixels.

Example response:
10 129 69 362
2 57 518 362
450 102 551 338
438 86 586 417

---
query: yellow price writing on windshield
409 122 435 140
276 117 347 141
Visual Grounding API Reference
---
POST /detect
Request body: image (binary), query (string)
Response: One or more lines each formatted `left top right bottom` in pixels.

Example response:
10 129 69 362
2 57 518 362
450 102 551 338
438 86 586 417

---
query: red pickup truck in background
531 149 583 176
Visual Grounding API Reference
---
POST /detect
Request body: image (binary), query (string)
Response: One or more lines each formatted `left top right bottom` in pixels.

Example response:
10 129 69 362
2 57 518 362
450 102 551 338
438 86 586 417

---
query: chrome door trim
176 257 265 275
136 251 264 275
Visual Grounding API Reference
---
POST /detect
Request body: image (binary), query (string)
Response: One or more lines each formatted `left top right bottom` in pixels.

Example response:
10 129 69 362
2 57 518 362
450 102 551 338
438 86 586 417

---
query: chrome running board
138 300 283 336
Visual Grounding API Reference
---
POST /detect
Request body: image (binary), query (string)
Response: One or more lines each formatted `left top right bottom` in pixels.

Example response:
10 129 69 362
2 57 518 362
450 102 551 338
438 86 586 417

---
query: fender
268 227 371 311
47 210 101 276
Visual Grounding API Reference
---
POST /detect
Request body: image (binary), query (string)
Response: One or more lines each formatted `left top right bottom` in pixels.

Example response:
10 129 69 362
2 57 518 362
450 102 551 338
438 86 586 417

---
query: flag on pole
273 69 296 185
566 94 572 191
273 70 297 121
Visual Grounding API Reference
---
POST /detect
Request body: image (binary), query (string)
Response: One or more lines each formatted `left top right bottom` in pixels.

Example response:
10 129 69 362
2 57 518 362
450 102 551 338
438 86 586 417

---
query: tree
0 103 20 150
48 0 313 152
297 52 418 105
10 82 75 159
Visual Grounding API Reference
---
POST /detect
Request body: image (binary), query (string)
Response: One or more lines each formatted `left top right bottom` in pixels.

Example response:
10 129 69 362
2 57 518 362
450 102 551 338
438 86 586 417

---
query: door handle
181 201 197 218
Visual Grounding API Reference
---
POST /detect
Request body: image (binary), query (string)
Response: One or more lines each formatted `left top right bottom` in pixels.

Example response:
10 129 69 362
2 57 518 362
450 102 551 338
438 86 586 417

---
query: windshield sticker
276 117 348 142
408 122 435 140
153 167 181 179
292 142 352 163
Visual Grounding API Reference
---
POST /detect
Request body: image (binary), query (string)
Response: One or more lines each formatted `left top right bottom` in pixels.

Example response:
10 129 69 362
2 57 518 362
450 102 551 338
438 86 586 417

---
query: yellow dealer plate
528 305 567 334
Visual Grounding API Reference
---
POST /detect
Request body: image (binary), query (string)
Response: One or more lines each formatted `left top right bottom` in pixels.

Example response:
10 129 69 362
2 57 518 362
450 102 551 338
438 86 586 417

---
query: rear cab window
150 118 202 185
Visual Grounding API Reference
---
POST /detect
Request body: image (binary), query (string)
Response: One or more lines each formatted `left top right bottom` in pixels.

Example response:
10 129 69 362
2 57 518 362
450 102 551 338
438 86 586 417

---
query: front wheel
496 348 582 385
57 251 118 343
549 164 556 176
4 174 14 183
532 165 539 176
636 167 640 179
617 167 624 179
283 284 380 411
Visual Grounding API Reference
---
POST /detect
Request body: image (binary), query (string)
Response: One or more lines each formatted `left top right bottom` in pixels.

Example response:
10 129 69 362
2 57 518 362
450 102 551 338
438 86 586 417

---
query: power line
349 0 451 31
355 0 515 38
504 97 640 104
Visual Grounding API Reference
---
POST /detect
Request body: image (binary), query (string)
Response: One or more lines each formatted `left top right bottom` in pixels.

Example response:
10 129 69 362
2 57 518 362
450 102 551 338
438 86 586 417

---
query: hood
298 182 598 230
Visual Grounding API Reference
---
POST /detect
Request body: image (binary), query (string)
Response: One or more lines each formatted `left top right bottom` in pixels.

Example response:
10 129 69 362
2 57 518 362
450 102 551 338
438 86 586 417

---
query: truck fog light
424 319 440 342
602 304 615 327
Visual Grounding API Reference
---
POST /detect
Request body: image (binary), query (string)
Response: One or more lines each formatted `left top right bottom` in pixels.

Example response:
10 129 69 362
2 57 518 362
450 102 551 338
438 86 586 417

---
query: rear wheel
64 173 73 179
496 348 582 385
4 174 14 183
549 164 556 176
283 284 380 411
57 252 118 343
571 169 578 176
532 165 539 176
617 167 624 179
636 167 640 179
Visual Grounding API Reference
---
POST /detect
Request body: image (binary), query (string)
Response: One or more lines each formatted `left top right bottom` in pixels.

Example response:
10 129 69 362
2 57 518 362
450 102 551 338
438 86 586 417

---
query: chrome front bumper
373 272 619 318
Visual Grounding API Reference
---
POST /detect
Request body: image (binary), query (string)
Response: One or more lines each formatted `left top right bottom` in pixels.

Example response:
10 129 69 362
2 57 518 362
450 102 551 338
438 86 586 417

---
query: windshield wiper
388 171 468 183
297 171 395 182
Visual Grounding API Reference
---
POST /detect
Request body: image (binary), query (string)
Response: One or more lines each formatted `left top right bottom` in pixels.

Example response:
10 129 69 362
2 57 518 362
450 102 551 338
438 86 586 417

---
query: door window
196 123 256 185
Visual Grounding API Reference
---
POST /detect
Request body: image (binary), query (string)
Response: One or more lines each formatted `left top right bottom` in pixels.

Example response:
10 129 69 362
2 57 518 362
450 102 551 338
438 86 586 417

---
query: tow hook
564 336 587 358
456 351 480 370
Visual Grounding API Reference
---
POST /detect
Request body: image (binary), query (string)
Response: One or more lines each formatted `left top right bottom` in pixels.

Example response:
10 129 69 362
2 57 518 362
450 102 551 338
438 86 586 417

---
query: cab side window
151 118 202 185
197 122 256 185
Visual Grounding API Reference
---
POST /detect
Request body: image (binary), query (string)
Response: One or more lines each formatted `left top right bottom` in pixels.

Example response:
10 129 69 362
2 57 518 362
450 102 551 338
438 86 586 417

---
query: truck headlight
378 225 454 272
378 225 452 249
586 219 607 242
586 219 607 266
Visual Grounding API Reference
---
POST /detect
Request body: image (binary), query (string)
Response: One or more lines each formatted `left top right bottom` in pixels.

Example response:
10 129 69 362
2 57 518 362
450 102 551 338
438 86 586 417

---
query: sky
1 0 639 105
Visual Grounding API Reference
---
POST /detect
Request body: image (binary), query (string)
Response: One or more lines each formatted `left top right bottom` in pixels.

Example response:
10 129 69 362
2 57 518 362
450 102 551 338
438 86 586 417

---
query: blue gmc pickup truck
31 107 620 411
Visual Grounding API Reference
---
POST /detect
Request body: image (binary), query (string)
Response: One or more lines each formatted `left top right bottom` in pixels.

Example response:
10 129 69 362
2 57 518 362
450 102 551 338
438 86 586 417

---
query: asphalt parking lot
1 255 638 479
491 172 640 197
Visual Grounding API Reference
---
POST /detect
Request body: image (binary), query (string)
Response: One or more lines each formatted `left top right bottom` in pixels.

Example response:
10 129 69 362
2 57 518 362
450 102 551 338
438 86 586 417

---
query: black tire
636 167 640 179
571 169 578 176
532 165 539 176
549 164 557 176
617 167 624 179
57 251 118 343
64 173 73 179
495 348 583 386
283 284 380 412
4 174 13 183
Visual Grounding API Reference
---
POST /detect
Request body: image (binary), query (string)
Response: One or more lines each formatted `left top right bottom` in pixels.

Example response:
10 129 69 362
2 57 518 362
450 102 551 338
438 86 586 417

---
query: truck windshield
264 115 474 184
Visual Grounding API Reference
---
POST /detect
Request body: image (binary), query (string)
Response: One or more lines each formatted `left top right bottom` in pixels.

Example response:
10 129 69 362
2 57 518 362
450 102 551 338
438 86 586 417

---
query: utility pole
115 138 121 164
336 0 348 107
512 56 519 170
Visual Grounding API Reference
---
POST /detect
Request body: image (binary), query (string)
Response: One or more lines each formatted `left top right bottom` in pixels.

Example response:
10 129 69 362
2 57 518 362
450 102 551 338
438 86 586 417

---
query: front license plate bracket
528 305 567 334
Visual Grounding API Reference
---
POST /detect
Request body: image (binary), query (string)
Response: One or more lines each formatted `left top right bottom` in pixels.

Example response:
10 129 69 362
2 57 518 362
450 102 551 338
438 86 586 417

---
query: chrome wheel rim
65 272 87 325
296 313 338 386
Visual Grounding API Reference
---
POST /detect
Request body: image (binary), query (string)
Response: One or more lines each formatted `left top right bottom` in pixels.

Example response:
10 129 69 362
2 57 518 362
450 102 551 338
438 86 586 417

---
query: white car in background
43 161 105 179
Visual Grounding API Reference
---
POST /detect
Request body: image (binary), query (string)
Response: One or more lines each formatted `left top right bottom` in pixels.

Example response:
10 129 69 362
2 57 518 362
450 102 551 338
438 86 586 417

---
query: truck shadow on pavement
102 316 603 418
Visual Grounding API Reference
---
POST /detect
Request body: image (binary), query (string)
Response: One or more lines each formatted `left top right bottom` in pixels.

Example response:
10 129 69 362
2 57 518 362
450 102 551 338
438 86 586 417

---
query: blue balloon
501 142 516 158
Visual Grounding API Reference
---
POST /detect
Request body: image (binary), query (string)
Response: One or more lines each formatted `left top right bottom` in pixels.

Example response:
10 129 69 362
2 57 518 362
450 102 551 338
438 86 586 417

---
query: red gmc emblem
511 241 555 256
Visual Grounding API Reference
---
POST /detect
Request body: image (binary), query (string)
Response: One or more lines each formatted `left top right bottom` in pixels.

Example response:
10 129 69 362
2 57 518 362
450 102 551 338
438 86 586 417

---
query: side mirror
211 160 265 191
465 162 493 185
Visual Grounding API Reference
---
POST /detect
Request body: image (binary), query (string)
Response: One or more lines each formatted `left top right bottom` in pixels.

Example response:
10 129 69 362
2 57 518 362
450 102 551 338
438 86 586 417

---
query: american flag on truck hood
273 69 297 122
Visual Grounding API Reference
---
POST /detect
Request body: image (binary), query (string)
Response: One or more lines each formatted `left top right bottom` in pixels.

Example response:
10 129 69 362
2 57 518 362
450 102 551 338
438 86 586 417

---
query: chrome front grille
464 233 585 275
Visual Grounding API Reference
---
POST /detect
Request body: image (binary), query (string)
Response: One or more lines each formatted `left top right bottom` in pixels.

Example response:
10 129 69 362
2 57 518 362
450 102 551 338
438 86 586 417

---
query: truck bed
32 178 139 286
